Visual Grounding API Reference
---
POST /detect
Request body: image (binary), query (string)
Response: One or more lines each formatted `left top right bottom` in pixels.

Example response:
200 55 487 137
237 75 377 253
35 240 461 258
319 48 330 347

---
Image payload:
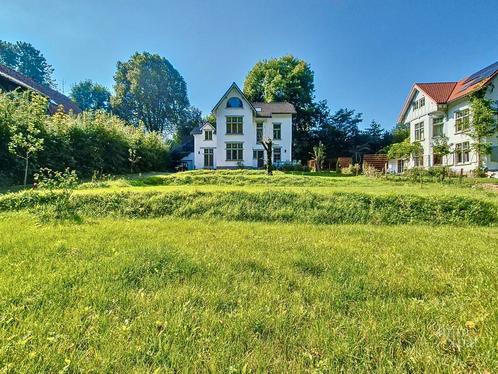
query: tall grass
1 189 496 225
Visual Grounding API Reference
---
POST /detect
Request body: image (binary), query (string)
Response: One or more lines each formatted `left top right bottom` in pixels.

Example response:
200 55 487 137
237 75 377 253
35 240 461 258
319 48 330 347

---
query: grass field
0 170 497 372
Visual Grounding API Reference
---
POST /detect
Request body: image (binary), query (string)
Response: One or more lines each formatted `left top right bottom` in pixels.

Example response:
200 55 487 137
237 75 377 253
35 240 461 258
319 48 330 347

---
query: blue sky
1 0 498 129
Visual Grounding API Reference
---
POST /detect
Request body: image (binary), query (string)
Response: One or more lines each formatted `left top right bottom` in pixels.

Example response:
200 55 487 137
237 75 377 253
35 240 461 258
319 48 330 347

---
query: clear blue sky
1 0 498 129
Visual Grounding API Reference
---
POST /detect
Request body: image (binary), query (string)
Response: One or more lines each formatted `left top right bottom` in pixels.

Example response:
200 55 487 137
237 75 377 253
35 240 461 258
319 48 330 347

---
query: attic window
255 107 262 112
227 97 243 108
413 97 425 110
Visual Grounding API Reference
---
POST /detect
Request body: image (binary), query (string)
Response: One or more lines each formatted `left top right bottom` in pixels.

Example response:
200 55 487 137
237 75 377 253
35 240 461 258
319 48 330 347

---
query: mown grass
0 213 496 372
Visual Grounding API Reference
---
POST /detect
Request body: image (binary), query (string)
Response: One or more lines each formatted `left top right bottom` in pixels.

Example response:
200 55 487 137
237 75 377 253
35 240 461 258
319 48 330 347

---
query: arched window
226 97 243 108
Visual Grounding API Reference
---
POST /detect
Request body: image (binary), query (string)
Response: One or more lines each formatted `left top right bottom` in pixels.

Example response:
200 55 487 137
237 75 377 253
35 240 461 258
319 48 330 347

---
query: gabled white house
394 61 498 174
191 82 296 169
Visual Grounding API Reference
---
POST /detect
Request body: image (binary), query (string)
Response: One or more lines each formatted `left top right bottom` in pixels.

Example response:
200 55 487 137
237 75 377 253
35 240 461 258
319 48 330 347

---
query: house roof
416 82 457 103
398 61 498 123
252 102 297 117
0 63 81 114
190 121 214 135
212 82 257 114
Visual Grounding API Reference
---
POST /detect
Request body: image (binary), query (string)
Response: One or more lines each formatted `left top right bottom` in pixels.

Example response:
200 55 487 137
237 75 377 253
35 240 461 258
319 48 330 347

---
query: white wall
194 86 293 169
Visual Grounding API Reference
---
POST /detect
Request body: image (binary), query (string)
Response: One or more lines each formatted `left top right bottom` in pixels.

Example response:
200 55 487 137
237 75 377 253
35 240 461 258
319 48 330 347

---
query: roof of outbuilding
0 63 81 114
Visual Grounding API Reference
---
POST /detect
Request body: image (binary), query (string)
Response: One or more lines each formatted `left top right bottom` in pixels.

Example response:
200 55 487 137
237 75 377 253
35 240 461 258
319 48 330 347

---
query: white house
191 82 296 169
394 61 498 174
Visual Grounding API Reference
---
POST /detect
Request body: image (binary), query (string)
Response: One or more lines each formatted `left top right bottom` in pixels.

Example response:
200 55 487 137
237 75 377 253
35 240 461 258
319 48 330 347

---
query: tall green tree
70 80 111 111
243 55 318 161
469 94 497 172
173 106 202 144
111 52 190 134
0 41 55 88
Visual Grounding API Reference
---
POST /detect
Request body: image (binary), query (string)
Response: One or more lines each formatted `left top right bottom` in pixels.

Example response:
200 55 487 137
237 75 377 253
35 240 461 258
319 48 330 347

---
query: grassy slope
0 214 497 373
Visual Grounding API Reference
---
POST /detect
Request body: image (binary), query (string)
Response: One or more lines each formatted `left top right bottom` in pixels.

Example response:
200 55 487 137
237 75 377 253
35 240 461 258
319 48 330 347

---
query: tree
261 138 273 175
0 41 55 88
173 106 203 144
310 142 326 172
70 80 111 111
387 138 421 161
391 122 410 143
111 52 190 134
469 94 497 173
432 135 452 165
6 91 47 185
243 55 317 161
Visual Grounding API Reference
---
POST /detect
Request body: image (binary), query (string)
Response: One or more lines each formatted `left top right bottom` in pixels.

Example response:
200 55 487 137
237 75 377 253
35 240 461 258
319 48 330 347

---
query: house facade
394 61 498 174
191 82 295 169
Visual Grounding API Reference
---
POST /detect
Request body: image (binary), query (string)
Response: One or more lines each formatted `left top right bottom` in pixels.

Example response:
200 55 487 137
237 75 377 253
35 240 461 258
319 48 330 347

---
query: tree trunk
24 156 29 186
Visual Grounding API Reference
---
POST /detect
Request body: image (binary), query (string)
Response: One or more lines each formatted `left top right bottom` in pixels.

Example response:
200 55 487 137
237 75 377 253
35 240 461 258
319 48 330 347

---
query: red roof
415 82 457 103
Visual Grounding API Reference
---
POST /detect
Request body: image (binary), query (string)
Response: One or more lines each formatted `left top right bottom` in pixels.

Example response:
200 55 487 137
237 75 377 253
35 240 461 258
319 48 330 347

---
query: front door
256 150 264 168
204 148 214 168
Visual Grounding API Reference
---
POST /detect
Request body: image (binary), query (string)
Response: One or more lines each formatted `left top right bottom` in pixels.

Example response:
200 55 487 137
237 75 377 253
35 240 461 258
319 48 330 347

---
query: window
226 143 243 161
491 146 498 162
432 117 444 137
273 147 281 163
204 130 213 140
433 154 442 165
226 116 243 134
397 159 404 173
256 123 263 143
413 156 423 167
455 141 470 164
203 148 214 168
226 97 243 108
455 109 470 133
273 123 281 140
413 97 425 110
414 122 424 141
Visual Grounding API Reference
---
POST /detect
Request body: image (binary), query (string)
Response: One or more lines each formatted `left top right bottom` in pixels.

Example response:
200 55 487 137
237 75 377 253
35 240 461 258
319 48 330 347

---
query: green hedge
1 190 496 225
0 91 171 184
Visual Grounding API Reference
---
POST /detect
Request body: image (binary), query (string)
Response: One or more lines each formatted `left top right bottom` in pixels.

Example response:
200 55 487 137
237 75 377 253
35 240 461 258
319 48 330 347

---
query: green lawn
0 170 497 372
0 214 496 372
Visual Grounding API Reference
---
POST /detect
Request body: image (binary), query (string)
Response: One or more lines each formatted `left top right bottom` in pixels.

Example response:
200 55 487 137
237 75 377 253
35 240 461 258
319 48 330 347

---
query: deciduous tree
70 80 111 111
111 52 190 134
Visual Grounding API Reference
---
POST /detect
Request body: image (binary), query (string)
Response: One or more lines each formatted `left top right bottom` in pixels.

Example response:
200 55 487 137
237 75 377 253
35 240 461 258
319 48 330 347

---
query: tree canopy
111 52 190 134
0 40 55 88
70 80 111 112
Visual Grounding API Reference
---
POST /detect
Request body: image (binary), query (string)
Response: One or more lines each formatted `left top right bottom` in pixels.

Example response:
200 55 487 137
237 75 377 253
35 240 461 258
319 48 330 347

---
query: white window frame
256 122 263 143
455 141 470 164
226 142 243 161
204 129 213 141
455 109 470 133
273 123 281 140
226 116 243 135
273 147 281 163
432 117 444 138
414 122 424 141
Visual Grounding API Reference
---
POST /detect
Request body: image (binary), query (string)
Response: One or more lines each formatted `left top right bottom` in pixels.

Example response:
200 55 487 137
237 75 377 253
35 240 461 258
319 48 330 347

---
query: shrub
341 165 354 175
34 167 79 190
363 164 382 178
0 91 172 184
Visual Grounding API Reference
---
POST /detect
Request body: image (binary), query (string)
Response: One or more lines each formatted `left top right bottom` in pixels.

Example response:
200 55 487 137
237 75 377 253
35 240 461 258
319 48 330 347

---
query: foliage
3 91 46 185
0 91 171 183
391 122 410 143
172 106 203 144
469 94 497 172
387 139 422 160
362 164 382 178
111 52 190 134
0 40 55 87
432 135 452 158
70 80 111 111
34 167 79 190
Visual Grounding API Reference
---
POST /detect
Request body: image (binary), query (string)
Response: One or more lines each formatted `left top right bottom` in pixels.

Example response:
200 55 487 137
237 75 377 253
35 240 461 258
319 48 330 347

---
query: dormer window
204 129 213 140
413 97 425 110
227 97 243 108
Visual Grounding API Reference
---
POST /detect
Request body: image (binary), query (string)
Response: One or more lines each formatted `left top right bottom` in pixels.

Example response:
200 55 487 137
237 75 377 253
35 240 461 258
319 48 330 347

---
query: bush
277 161 306 172
34 167 79 190
0 91 172 184
363 164 382 178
